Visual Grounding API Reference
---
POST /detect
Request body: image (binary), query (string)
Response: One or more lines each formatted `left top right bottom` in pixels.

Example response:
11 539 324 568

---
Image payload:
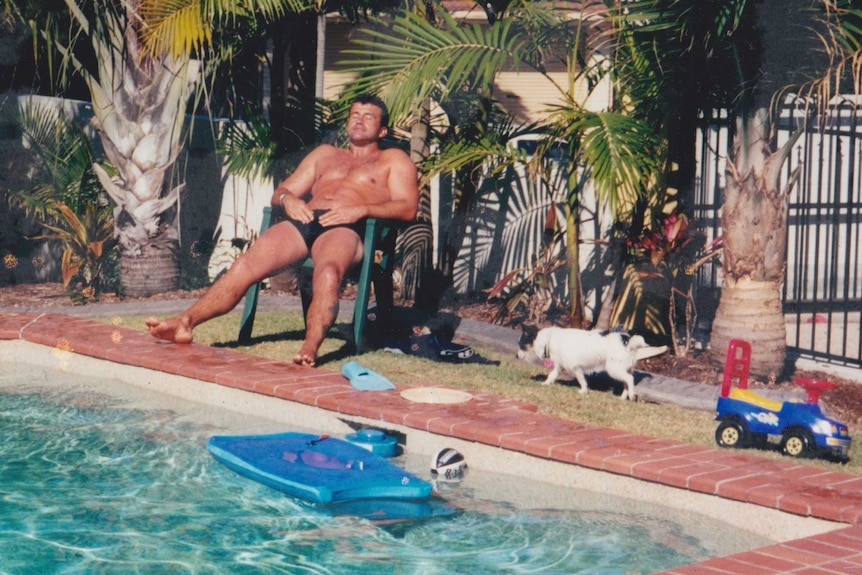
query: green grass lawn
111 311 861 475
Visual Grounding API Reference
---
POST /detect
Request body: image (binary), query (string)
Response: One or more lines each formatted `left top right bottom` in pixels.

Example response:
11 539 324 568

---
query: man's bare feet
292 343 318 367
145 316 194 344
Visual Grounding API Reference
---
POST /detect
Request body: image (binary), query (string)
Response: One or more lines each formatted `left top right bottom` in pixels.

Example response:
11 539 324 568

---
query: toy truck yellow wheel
716 419 750 449
781 428 814 457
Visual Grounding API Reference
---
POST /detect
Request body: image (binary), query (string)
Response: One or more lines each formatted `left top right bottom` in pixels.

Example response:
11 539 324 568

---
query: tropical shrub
484 226 568 326
7 101 116 301
610 208 704 351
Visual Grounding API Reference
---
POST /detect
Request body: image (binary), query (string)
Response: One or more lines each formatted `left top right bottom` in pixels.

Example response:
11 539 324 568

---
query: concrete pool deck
3 304 862 573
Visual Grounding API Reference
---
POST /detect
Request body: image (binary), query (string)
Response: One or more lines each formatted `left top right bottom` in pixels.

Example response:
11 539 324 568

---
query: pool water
0 365 768 575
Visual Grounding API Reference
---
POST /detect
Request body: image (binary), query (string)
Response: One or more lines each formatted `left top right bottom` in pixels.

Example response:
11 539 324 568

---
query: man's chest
318 154 386 185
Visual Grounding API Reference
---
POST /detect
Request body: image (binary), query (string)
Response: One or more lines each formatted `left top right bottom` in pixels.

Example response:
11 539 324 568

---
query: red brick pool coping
4 310 862 574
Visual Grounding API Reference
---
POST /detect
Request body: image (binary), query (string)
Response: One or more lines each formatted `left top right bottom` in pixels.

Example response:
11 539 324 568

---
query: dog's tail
624 334 648 350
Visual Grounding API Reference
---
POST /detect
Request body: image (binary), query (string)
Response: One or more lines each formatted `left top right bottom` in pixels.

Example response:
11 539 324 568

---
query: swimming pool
0 344 833 574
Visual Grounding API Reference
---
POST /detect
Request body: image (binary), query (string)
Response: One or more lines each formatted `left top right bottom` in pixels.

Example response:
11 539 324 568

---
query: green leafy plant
28 200 114 301
610 209 704 351
8 101 116 301
217 114 279 181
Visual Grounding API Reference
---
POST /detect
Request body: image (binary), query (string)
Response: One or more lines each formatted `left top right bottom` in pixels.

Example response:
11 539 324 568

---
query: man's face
347 103 387 143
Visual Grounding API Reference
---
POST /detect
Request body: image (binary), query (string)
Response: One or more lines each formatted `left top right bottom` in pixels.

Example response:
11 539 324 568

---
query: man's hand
280 194 314 223
318 206 368 227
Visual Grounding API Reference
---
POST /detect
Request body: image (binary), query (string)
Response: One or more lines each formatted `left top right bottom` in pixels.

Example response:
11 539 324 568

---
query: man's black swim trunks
289 209 366 251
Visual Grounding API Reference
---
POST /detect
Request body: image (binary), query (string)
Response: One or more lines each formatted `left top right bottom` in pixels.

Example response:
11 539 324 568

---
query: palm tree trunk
564 201 584 328
711 277 785 378
709 110 799 377
708 0 819 377
120 244 178 297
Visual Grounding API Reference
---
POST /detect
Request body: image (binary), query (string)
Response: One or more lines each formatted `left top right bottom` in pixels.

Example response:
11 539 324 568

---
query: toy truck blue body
715 389 850 461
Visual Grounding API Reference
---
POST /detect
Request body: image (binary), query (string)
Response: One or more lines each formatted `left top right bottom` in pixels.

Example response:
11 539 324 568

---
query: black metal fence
693 101 862 367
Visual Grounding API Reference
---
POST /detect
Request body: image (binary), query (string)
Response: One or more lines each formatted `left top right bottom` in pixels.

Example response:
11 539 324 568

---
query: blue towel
341 361 395 391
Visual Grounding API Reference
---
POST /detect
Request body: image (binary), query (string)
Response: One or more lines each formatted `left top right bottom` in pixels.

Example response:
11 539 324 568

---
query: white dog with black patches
517 325 649 400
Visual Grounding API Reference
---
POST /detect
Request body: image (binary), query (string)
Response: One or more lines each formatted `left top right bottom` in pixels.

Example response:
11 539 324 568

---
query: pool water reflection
0 363 771 575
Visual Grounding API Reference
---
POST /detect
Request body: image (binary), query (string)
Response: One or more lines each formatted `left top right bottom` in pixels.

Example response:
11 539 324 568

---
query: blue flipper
341 361 395 391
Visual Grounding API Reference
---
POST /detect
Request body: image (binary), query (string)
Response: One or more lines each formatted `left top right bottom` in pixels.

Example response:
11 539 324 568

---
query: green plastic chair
237 206 395 354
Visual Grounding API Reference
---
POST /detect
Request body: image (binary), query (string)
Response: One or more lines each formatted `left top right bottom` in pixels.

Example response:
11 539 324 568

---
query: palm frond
8 182 56 224
421 132 530 188
218 117 279 180
14 101 105 221
421 111 542 184
799 2 862 114
547 107 660 213
139 0 296 59
139 0 212 59
340 10 529 122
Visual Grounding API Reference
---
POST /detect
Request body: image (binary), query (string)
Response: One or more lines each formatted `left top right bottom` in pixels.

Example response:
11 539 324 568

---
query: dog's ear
518 323 539 350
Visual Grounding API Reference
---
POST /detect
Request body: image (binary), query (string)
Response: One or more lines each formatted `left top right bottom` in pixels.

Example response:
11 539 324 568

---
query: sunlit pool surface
0 364 770 574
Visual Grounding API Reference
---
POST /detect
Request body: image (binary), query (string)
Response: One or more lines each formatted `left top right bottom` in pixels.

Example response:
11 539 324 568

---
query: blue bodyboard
207 432 432 504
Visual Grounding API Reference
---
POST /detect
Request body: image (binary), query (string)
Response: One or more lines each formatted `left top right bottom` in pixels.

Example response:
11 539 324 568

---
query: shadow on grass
528 372 634 399
208 304 475 368
210 324 357 366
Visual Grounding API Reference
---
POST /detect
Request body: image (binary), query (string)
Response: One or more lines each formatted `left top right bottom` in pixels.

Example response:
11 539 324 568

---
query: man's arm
270 145 331 222
371 149 420 222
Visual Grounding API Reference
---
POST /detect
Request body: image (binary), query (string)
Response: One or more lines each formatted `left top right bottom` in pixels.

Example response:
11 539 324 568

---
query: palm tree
705 0 859 376
340 0 661 326
699 0 804 377
40 0 291 296
621 0 861 376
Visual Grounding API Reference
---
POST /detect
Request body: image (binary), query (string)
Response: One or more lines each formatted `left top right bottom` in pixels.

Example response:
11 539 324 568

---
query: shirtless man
145 95 419 366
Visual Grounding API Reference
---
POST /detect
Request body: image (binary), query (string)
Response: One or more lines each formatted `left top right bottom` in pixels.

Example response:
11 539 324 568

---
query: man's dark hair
352 94 390 130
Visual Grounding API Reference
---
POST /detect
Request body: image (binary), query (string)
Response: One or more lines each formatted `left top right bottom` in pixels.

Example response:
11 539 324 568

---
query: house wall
322 20 610 124
182 119 272 283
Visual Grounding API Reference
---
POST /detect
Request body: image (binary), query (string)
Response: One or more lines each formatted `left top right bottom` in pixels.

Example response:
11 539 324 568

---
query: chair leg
352 218 379 354
238 282 261 343
372 231 395 323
